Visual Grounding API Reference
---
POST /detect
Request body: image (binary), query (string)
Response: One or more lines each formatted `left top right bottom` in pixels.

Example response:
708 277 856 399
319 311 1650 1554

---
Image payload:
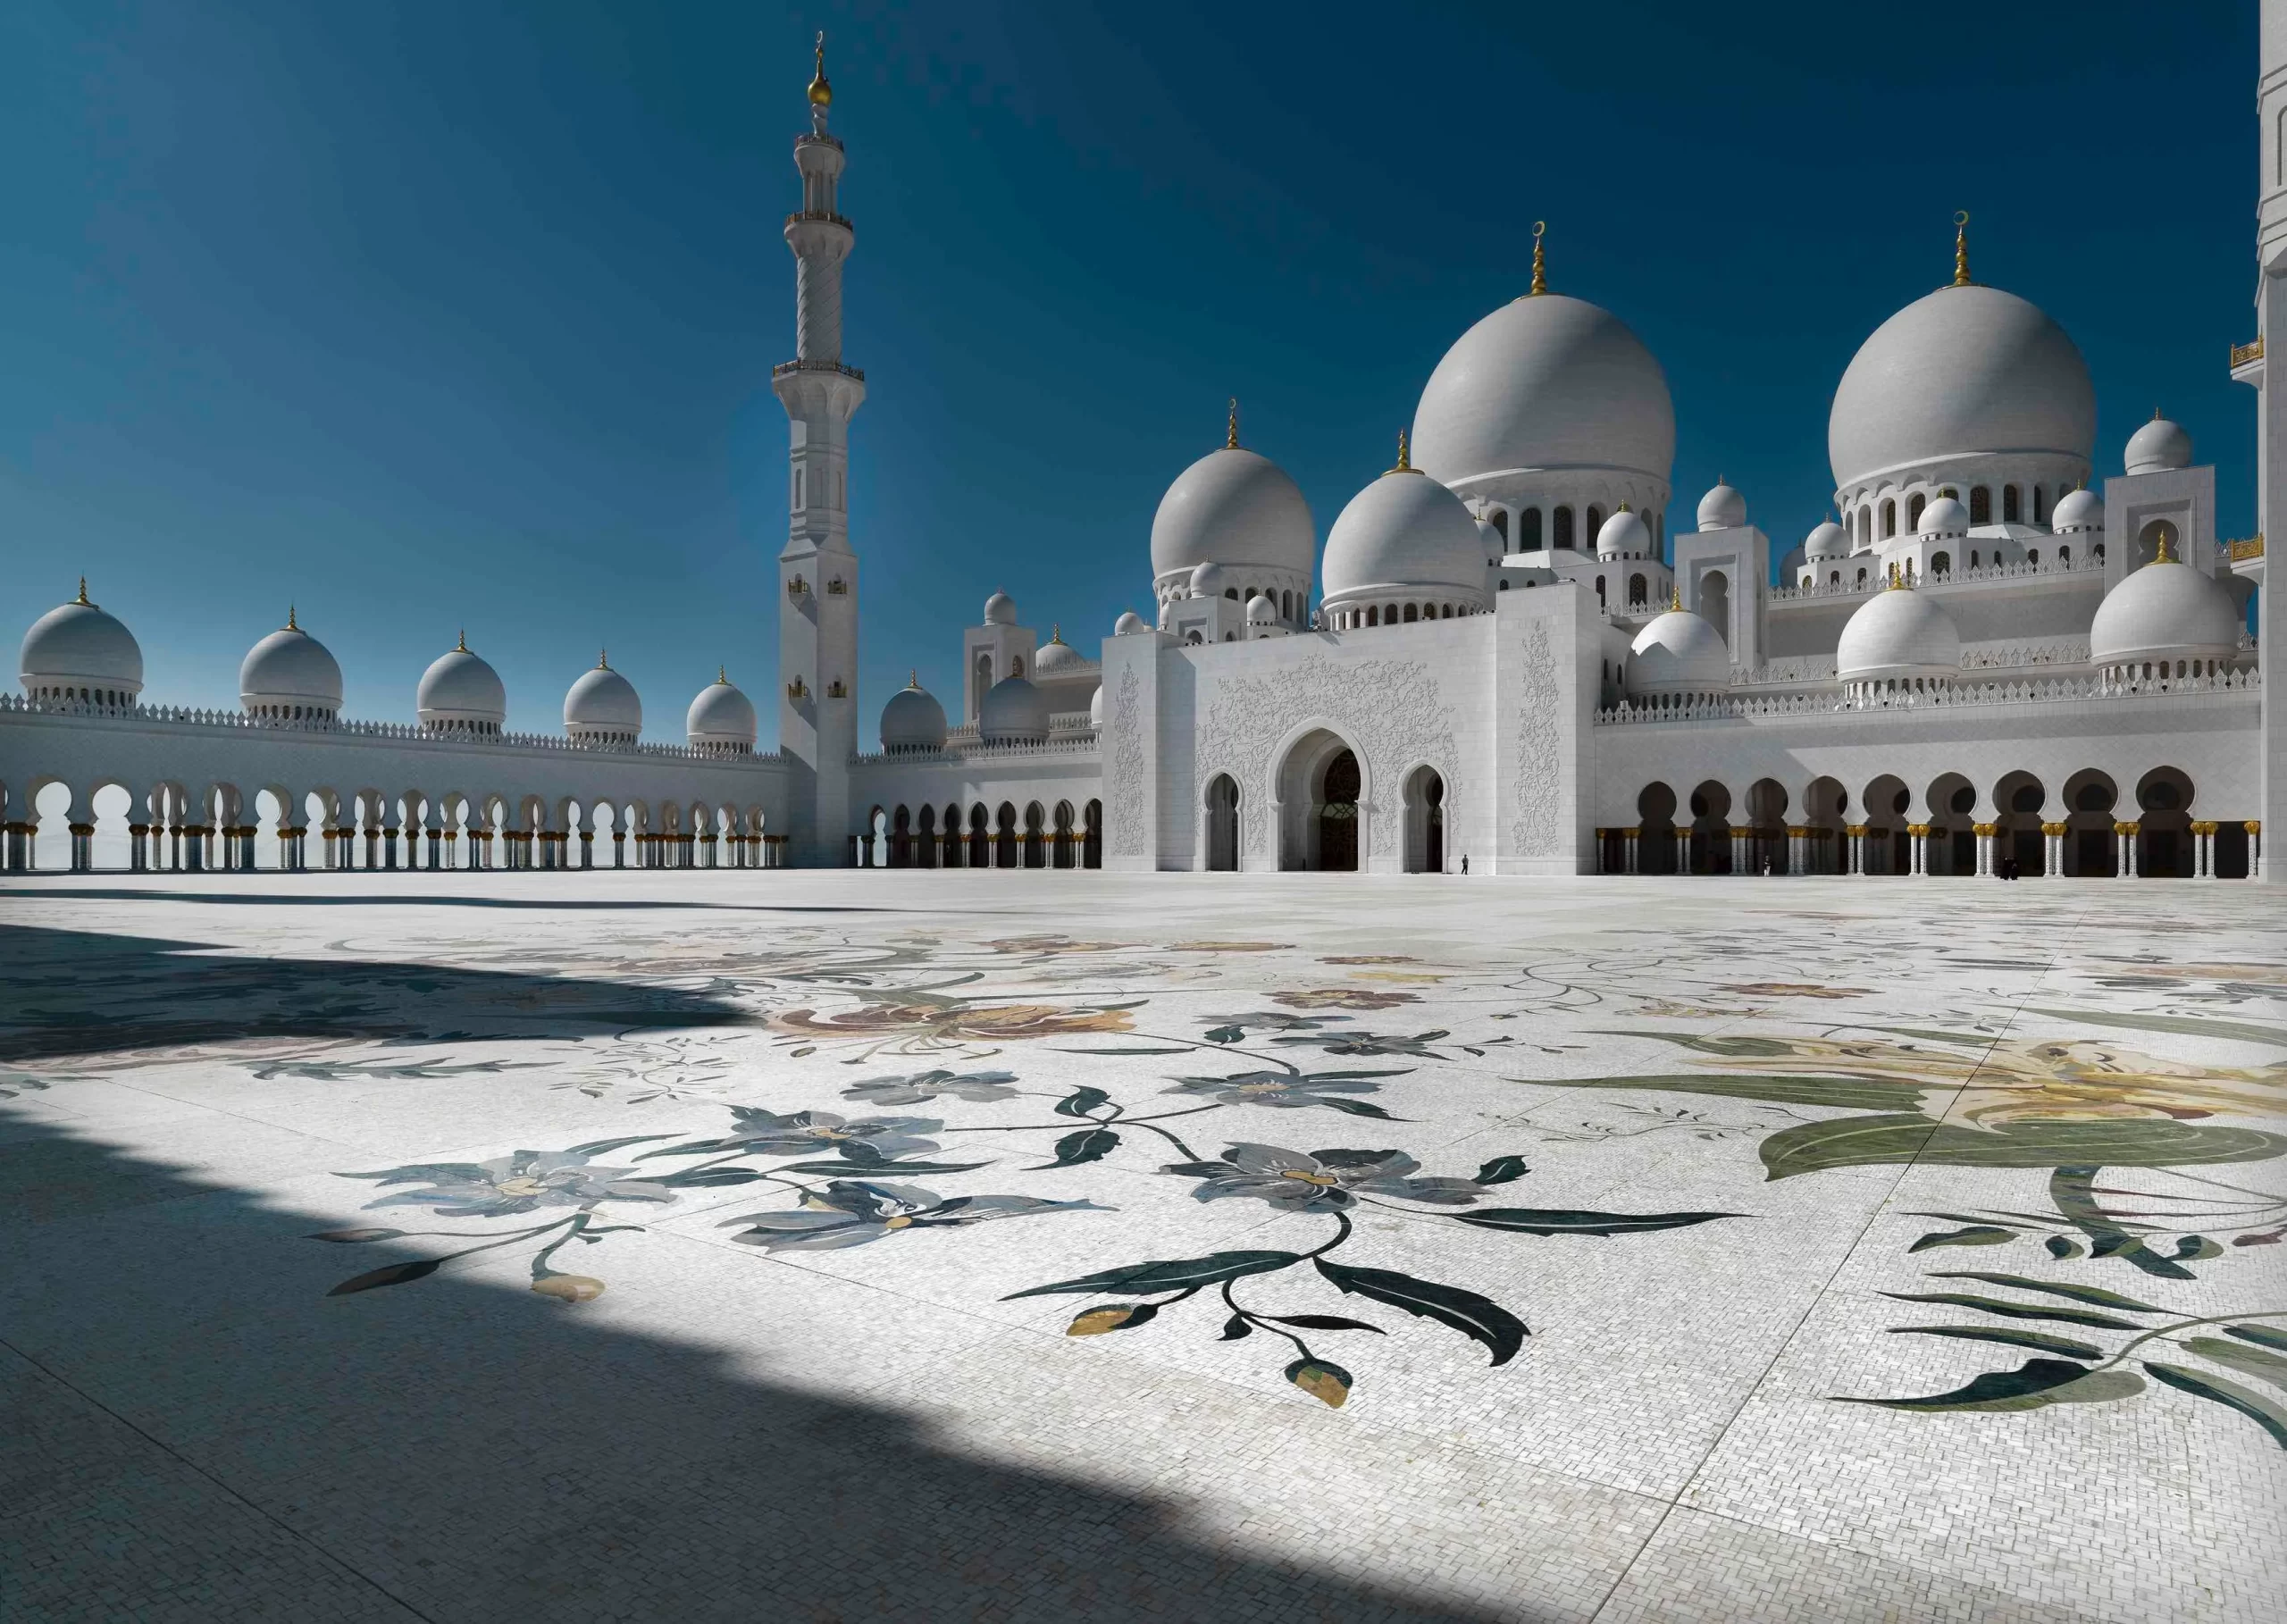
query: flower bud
531 1275 606 1303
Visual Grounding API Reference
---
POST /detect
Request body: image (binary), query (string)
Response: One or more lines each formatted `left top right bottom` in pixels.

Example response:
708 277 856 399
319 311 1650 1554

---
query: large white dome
20 584 144 703
2090 558 2241 668
1320 466 1490 607
240 613 342 717
1836 584 1961 682
1829 284 2093 492
880 675 947 753
1411 294 1675 490
564 657 642 743
1626 608 1730 697
416 639 507 734
687 672 757 754
1149 446 1314 582
978 674 1049 745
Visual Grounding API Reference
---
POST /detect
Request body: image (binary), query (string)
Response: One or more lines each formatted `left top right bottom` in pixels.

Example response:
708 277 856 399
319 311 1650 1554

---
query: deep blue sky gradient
0 1 2261 743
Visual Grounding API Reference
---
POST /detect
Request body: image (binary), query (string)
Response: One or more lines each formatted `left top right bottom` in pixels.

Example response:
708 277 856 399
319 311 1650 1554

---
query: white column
1623 828 1639 875
1730 826 1750 875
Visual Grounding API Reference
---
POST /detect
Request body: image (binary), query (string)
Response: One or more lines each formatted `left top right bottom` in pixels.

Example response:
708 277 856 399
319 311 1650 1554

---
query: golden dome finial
75 576 89 606
598 647 609 669
1617 500 1630 513
287 604 297 631
808 30 832 106
718 664 729 683
1050 623 1064 644
457 628 467 652
1226 398 1239 449
1529 221 1547 296
1670 582 1682 612
1951 210 1972 287
2155 526 2174 564
1387 429 1418 474
1888 561 1903 590
908 669 920 688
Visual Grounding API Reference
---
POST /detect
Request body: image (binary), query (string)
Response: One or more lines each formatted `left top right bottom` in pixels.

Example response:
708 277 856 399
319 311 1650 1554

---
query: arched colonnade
858 799 1104 870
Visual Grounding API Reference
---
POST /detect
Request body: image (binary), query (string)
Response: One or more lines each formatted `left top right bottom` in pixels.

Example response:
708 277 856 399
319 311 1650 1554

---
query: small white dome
1087 682 1104 725
687 672 757 753
1836 583 1961 682
20 583 144 701
239 612 342 716
1829 283 2094 491
2124 414 2192 476
417 638 507 734
1596 506 1651 559
1189 561 1229 599
1113 609 1149 636
978 674 1049 745
1412 293 1676 489
984 590 1018 626
1696 482 1746 531
879 675 948 753
1626 607 1730 696
1805 521 1849 560
2090 557 2241 666
1149 446 1315 582
1321 466 1490 607
1246 593 1278 624
564 657 641 742
1917 496 1969 538
2051 487 2103 533
1032 627 1088 674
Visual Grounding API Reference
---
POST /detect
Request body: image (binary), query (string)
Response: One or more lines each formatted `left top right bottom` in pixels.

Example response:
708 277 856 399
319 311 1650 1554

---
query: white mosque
4 33 2283 883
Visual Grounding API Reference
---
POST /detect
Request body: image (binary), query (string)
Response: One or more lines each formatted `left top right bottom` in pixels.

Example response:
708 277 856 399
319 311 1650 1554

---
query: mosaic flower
1161 1070 1398 1114
841 1069 1021 1107
770 1000 1135 1042
1162 1144 1485 1210
1270 988 1419 1011
721 1180 1102 1251
682 1107 942 1160
979 936 1134 955
344 1146 676 1218
1715 983 1870 999
1200 1010 1350 1032
1319 955 1419 966
1273 1029 1452 1059
1167 941 1288 952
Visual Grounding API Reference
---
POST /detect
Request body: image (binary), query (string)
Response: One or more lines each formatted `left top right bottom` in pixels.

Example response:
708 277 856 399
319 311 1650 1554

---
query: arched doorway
1275 730 1366 871
2063 771 2117 875
1317 750 1361 871
1204 774 1239 871
2135 767 2194 877
1403 766 1445 873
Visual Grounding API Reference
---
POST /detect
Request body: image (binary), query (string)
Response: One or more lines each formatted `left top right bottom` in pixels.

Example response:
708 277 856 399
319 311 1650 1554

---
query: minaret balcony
2231 333 2264 386
773 358 865 382
786 209 853 230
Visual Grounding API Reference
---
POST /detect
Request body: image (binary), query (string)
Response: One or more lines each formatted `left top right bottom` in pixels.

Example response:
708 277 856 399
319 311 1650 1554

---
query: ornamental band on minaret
773 32 865 865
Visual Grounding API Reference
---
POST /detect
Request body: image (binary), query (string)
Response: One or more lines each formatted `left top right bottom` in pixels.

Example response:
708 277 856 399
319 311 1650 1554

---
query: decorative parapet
0 693 783 765
1961 637 2090 669
1595 666 2261 725
771 357 865 382
2228 534 2265 560
2231 336 2265 368
1770 551 2098 604
851 733 1102 766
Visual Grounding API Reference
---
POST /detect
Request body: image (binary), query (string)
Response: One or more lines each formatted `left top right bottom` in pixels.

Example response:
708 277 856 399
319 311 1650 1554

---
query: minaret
773 32 865 866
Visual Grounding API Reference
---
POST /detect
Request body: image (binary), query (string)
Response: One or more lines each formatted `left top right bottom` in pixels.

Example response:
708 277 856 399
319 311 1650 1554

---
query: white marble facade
5 34 2283 884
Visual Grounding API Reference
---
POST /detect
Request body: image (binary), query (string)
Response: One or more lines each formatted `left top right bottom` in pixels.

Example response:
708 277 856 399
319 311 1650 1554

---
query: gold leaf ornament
1285 1358 1353 1408
532 1275 607 1303
1067 1302 1157 1336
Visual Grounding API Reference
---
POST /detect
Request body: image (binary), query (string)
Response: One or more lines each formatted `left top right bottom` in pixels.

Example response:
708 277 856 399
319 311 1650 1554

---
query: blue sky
1 0 2261 745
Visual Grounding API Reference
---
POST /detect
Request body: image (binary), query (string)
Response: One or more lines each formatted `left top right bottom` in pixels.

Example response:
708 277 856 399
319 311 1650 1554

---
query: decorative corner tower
774 32 866 866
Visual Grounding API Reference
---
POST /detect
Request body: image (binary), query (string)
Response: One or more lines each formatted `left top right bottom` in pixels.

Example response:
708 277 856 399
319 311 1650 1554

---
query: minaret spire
1951 210 1972 287
1529 221 1548 296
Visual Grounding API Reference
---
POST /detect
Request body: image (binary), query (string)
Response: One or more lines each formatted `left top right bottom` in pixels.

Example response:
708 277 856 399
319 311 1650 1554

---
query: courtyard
2 869 2282 1622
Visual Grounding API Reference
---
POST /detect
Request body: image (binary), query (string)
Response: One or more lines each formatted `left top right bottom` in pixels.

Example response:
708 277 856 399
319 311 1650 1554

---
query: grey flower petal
1225 1143 1320 1176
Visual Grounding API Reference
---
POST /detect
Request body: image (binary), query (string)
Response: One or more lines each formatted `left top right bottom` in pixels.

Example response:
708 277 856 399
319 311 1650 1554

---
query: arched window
2026 548 2040 566
1829 570 1841 586
1907 493 1926 531
1403 603 1418 623
1856 566 1869 588
1932 551 1951 575
1520 508 1542 548
2002 486 2020 523
1586 505 1605 543
1881 499 1897 539
1554 506 1575 549
1968 550 1980 567
2058 545 2070 565
2093 543 2106 563
1970 487 1991 525
1629 572 1647 606
1595 576 1607 606
1223 587 1238 600
1490 510 1508 543
2031 487 2045 523
1280 590 1293 620
1366 606 1378 627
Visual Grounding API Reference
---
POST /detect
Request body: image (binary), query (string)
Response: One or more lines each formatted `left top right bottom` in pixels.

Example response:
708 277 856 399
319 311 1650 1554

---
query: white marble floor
2 870 2283 1622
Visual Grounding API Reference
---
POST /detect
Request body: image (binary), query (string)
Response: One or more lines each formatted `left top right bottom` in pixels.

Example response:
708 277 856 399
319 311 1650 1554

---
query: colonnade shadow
1 1114 1523 1621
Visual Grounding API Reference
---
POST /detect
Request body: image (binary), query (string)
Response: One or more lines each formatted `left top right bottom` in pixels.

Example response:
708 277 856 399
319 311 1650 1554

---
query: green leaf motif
1203 1025 1244 1045
1315 1260 1526 1365
2226 1324 2287 1352
1473 1155 1531 1186
2049 1166 2191 1280
1218 1314 1252 1341
1921 1273 2166 1312
2177 1337 2287 1394
1841 1357 2144 1413
2045 1236 2084 1260
2143 1361 2287 1450
326 1258 443 1296
1314 1098 1397 1119
778 1159 993 1176
1264 1313 1386 1335
1043 1127 1119 1169
1888 1325 2106 1360
1880 1292 2148 1330
1053 1087 1110 1118
1760 1117 2287 1181
1574 1072 1916 1111
307 1227 404 1243
1005 1250 1300 1300
2023 1006 2287 1050
1453 1208 1741 1238
1909 1226 2018 1252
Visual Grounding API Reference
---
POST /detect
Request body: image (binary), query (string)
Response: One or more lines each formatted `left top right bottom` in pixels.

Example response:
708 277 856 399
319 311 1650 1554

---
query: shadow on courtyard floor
0 1104 1531 1622
0 921 761 1066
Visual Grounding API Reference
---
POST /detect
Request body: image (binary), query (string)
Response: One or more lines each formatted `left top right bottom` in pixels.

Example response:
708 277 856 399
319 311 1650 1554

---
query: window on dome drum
1968 487 1990 525
1907 493 1926 531
1521 508 1543 548
1629 573 1647 606
1881 500 1896 539
2002 486 2020 523
2031 486 2045 523
1491 510 1508 542
1932 551 1951 576
1403 603 1418 623
1554 506 1574 548
1587 505 1604 541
